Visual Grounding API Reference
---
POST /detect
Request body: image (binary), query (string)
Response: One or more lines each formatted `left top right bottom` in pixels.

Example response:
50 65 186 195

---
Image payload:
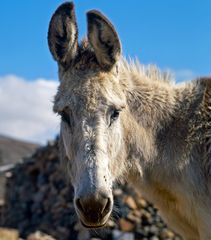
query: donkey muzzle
75 192 112 228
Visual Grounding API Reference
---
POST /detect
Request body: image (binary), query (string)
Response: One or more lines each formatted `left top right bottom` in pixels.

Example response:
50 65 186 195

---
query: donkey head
48 3 127 228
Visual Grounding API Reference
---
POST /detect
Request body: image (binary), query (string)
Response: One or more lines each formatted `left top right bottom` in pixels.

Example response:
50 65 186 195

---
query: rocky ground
0 139 182 240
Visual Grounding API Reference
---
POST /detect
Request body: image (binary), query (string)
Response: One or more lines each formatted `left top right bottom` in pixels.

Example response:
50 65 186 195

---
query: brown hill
0 135 39 166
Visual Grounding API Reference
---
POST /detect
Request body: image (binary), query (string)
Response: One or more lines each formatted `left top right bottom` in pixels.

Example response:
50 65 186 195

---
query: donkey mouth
80 220 107 229
75 194 113 229
78 212 111 229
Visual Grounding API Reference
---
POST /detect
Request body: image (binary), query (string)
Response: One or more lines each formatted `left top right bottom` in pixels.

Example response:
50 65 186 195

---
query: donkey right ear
87 10 121 71
48 2 78 67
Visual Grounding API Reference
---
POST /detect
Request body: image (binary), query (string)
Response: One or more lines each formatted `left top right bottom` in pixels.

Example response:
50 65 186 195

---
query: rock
0 228 19 240
136 198 148 208
124 196 137 210
135 229 147 238
149 225 159 235
127 212 141 223
27 231 56 240
5 171 12 178
133 209 142 218
150 236 159 240
161 228 175 238
143 226 150 234
113 188 123 196
74 222 90 240
112 230 134 240
141 209 153 225
0 198 5 206
119 218 135 232
106 219 116 228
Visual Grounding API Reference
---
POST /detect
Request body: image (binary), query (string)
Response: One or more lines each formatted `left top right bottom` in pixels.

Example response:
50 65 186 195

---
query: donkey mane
119 58 174 85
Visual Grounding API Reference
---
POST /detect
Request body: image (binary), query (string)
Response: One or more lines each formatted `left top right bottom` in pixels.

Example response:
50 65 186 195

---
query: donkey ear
48 2 78 66
87 10 121 70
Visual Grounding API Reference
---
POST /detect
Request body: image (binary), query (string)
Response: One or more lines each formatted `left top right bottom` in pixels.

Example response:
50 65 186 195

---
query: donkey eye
110 109 120 126
60 110 70 126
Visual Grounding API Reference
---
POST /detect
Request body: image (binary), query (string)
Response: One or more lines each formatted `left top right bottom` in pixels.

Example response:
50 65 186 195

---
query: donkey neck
121 68 204 170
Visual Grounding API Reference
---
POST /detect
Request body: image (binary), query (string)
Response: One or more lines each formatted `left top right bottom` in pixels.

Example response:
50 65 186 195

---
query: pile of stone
0 228 56 240
0 139 182 240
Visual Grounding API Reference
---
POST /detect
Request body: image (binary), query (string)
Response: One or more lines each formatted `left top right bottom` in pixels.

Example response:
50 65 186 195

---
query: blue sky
0 1 211 143
0 0 211 80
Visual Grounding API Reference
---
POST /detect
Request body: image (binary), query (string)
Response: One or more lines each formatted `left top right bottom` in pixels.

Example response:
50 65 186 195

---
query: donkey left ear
87 10 121 70
48 2 78 67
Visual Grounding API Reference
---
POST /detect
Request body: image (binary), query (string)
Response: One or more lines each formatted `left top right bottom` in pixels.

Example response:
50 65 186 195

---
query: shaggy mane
119 58 175 85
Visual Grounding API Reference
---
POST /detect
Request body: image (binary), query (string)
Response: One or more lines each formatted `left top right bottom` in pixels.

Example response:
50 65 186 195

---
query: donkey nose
76 194 112 223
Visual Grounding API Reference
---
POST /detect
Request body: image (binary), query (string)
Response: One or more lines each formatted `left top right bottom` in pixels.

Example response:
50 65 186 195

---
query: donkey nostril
76 198 84 213
103 198 111 214
76 196 112 218
100 198 108 214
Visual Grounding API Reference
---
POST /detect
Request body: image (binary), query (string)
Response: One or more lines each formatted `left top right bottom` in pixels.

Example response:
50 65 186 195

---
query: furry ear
48 2 78 67
87 10 121 71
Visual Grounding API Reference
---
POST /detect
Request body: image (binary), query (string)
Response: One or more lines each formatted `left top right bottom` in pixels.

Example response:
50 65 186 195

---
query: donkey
48 2 211 239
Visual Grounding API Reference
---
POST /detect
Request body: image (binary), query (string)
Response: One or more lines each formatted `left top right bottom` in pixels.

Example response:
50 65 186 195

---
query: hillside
0 135 39 200
0 135 39 166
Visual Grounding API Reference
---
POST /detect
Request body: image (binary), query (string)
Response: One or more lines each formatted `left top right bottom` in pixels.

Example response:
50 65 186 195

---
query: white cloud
0 75 60 144
163 68 197 83
173 69 196 82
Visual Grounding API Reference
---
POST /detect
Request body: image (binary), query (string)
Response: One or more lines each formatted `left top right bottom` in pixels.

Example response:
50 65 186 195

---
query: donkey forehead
54 73 125 113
